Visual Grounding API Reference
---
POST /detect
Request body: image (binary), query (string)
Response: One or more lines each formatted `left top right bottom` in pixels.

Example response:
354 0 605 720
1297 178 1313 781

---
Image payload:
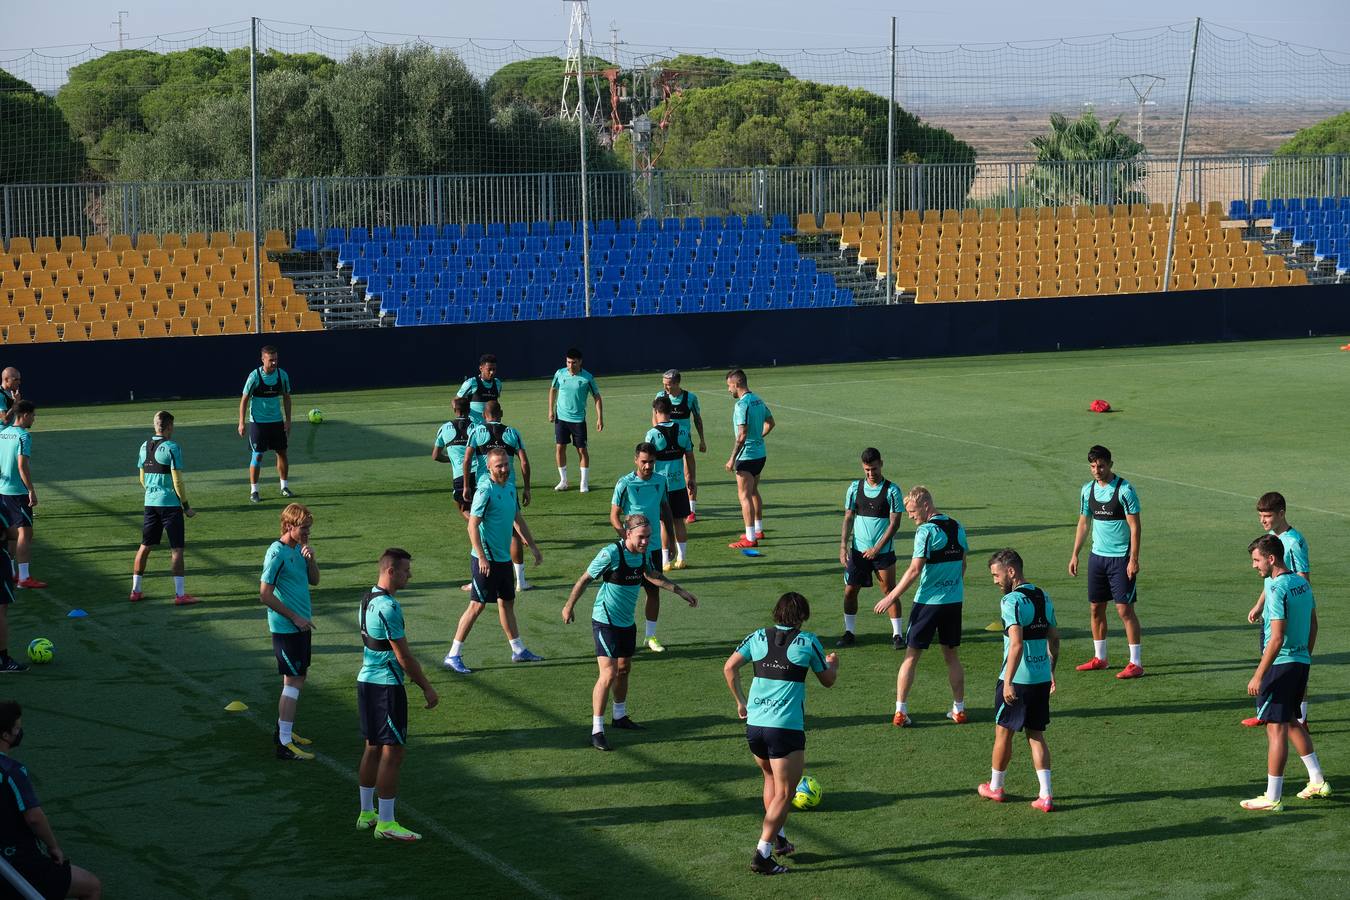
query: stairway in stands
790 234 887 304
278 252 381 328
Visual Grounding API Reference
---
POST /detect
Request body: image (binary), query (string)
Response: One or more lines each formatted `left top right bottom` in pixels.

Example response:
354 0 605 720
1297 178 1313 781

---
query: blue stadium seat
416 225 437 241
595 220 617 235
509 222 529 237
394 225 415 242
683 217 703 232
530 221 551 237
350 258 373 283
322 227 346 251
293 228 319 253
348 227 369 246
463 223 485 240
554 220 575 236
618 219 638 234
1229 200 1248 220
485 223 506 239
723 215 743 230
441 223 462 241
771 214 790 231
703 216 724 231
637 218 658 234
372 226 393 242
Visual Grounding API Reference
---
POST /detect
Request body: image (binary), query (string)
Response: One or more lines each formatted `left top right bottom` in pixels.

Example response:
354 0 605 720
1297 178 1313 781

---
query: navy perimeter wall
7 284 1348 406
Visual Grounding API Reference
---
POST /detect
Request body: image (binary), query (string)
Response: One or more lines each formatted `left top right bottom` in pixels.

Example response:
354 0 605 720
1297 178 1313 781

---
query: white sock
843 614 857 634
896 700 907 714
509 637 525 653
1267 775 1284 801
592 715 604 734
1128 643 1142 666
132 573 143 591
579 466 589 488
359 785 376 812
890 617 903 637
250 482 258 494
279 478 289 490
1300 701 1308 722
1301 753 1325 784
677 541 687 561
173 575 185 596
689 499 697 512
745 526 756 541
377 796 396 824
513 562 527 584
613 701 627 719
990 769 1006 790
1036 768 1052 798
754 518 763 533
448 640 464 658
18 563 29 581
278 719 294 745
557 466 568 483
645 619 658 638
777 826 786 838
662 548 671 566
1093 639 1108 661
756 840 773 859
953 700 965 713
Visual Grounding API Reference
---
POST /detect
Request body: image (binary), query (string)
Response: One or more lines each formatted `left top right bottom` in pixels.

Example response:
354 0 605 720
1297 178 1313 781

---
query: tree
1258 110 1350 200
659 54 793 89
0 71 88 184
486 56 612 115
1024 110 1146 206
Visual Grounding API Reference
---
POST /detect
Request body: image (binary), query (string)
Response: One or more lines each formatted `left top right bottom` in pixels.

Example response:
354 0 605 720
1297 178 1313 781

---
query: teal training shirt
912 515 968 605
465 423 525 481
1000 584 1057 684
0 426 31 497
656 390 701 443
455 376 502 425
611 472 670 548
1262 573 1315 665
844 479 904 554
242 367 291 424
137 437 183 508
261 540 312 634
358 587 406 685
434 418 473 475
1272 527 1310 575
645 424 691 491
470 477 517 562
737 626 828 731
551 368 600 423
1080 476 1140 558
586 542 653 628
732 392 770 461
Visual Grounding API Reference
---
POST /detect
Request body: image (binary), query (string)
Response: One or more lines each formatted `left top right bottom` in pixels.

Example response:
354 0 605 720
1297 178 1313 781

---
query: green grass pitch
11 336 1350 899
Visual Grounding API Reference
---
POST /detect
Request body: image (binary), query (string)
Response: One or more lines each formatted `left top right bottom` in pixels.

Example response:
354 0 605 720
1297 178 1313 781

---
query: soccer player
1 367 21 425
1068 444 1143 678
238 345 294 504
1244 491 1310 727
433 397 476 522
875 486 969 726
1239 535 1328 810
356 548 440 841
456 353 501 426
646 396 695 570
837 448 904 649
548 347 603 492
655 369 706 521
978 549 1059 812
723 592 839 876
0 400 44 590
725 369 775 549
131 410 199 605
259 503 320 761
611 442 677 652
444 448 545 674
0 702 103 899
561 514 699 751
461 400 533 591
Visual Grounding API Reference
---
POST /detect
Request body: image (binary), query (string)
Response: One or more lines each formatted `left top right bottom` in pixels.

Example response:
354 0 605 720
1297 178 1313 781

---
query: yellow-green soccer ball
27 638 53 664
307 409 324 425
792 775 822 810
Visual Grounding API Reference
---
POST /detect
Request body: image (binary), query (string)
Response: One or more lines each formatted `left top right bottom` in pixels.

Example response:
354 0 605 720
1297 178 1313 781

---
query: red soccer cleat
1075 657 1108 671
1030 796 1055 813
728 537 759 549
16 577 47 589
1241 716 1265 727
976 783 1005 802
173 594 201 606
1115 663 1144 679
754 530 765 541
685 513 697 524
892 711 912 728
129 591 144 603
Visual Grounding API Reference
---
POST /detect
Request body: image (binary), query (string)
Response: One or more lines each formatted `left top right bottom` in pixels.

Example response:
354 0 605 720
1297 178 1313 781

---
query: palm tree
1026 110 1146 207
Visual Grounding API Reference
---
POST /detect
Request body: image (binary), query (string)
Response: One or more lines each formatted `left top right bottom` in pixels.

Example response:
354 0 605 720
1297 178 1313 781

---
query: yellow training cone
984 621 1002 633
225 701 249 712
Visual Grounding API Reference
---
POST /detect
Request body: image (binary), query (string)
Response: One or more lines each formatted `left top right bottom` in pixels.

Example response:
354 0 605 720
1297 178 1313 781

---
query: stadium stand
1 231 322 342
1231 197 1349 280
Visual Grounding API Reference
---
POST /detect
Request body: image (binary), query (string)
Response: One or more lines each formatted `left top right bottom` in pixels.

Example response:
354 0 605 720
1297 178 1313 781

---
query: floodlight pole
1162 19 1200 294
577 36 592 317
885 16 896 303
249 16 262 331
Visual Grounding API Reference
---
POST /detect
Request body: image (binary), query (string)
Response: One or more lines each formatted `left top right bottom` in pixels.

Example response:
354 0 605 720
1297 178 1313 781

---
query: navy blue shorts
6 847 72 900
1088 553 1136 604
592 621 637 658
0 551 12 606
666 488 691 520
554 419 587 448
470 558 515 605
1 493 32 531
273 630 312 677
1256 662 1309 724
452 474 475 511
907 602 962 649
358 681 409 745
746 724 806 760
142 505 185 549
249 420 288 454
994 679 1051 732
844 548 897 588
734 456 766 477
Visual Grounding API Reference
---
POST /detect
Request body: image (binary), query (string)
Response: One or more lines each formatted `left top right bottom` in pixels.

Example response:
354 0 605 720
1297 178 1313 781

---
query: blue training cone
67 609 89 618
741 548 763 557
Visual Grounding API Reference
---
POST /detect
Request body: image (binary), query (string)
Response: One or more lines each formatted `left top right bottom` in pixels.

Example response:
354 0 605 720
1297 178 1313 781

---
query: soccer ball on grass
307 409 324 425
27 638 53 664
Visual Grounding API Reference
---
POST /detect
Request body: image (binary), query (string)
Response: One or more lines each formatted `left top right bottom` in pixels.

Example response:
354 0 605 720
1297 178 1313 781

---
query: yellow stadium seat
146 249 171 270
62 323 89 341
171 249 197 269
0 309 20 328
167 317 194 337
270 314 300 333
181 299 210 319
109 234 133 252
136 234 161 252
16 253 41 273
298 310 323 331
794 213 820 236
235 230 255 248
129 300 157 320
183 264 209 283
75 302 103 323
860 212 883 230
84 234 108 254
161 233 183 252
159 266 183 286
839 226 862 250
197 248 223 268
87 321 116 341
195 316 222 337
209 231 232 250
33 237 57 256
821 213 844 234
31 322 59 343
221 315 250 334
144 319 171 338
143 284 170 305
43 252 70 271
67 251 93 271
113 320 141 339
28 271 55 292
167 283 197 302
1289 268 1309 285
6 238 32 256
185 232 208 250
103 301 132 322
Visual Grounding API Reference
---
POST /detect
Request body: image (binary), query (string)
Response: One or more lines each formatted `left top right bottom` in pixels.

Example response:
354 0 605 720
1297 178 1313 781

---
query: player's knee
250 451 264 467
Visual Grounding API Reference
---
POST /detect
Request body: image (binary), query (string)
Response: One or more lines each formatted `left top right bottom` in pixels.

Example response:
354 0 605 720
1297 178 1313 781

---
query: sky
5 0 1350 55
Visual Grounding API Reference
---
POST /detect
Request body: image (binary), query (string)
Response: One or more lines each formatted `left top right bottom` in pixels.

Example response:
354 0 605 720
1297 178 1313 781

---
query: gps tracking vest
1012 586 1051 641
251 368 283 398
481 422 517 456
753 628 808 683
664 392 692 421
360 588 403 683
446 418 471 447
469 377 500 404
601 541 647 587
924 516 966 564
653 421 684 462
1089 478 1126 521
142 435 172 475
851 479 894 518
